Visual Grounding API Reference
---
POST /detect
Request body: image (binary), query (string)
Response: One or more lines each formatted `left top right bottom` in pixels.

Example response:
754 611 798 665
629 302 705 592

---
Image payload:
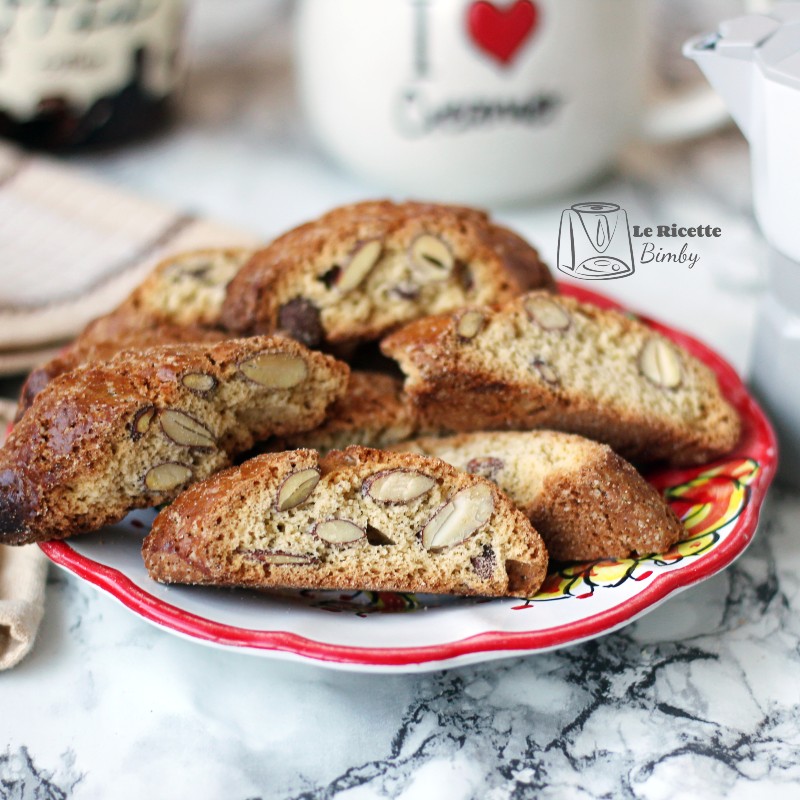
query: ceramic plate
40 286 777 673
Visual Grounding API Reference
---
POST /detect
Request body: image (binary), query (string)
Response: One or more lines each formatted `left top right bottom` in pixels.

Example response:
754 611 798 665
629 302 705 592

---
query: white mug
296 0 721 204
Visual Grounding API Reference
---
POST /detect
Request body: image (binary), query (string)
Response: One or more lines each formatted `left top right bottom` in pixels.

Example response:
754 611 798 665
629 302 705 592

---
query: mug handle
641 0 772 142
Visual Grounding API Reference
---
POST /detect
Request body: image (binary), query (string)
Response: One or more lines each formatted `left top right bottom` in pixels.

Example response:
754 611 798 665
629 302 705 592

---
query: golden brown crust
220 200 554 347
474 221 555 293
0 338 349 545
381 292 741 465
395 431 684 561
535 448 683 561
143 445 548 598
16 325 226 420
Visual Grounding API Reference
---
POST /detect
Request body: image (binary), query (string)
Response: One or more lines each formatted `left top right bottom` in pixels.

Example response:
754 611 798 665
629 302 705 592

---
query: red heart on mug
467 0 539 66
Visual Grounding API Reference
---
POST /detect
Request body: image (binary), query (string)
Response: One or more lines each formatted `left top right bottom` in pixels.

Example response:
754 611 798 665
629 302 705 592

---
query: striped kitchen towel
0 141 259 365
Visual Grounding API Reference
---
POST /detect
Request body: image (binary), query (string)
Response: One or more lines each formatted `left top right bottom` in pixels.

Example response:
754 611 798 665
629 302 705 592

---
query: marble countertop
3 2 799 798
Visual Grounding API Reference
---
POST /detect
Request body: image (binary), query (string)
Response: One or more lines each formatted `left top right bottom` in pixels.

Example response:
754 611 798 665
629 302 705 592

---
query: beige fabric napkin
0 543 47 670
0 398 47 669
0 141 259 355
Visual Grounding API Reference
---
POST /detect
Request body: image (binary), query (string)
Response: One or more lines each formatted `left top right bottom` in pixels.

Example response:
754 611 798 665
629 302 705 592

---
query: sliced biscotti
16 324 227 420
81 248 254 342
17 249 254 419
0 337 349 545
143 446 548 598
220 200 555 348
270 371 422 454
381 291 741 465
129 248 255 328
395 431 684 561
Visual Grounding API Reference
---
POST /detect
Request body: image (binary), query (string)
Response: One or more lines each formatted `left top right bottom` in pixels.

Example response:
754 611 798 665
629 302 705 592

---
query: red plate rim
39 284 778 668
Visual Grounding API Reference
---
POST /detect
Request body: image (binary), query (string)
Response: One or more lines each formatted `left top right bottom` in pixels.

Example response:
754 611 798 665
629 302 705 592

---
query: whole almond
421 483 494 552
239 352 308 389
456 310 485 341
313 519 365 546
532 358 559 386
410 234 454 280
144 462 192 492
524 296 571 331
160 410 216 449
337 240 383 292
638 338 683 389
130 406 156 440
181 372 217 395
362 468 435 504
276 468 320 511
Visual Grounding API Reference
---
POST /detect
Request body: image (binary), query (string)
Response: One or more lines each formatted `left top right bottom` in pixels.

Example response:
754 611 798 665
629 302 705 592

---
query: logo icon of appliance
557 202 634 280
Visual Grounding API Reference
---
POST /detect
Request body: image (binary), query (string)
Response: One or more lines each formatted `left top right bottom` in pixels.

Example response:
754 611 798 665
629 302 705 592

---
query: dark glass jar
0 0 185 151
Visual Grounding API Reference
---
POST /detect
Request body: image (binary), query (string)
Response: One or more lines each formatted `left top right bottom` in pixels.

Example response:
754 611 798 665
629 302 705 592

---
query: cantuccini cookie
0 337 348 545
18 249 253 418
220 200 555 348
16 324 226 419
381 291 741 465
395 431 685 561
270 371 422 454
80 248 254 342
143 446 548 598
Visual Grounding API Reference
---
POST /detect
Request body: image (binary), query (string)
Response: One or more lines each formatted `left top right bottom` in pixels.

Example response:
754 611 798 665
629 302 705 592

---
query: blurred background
0 0 766 384
68 0 754 224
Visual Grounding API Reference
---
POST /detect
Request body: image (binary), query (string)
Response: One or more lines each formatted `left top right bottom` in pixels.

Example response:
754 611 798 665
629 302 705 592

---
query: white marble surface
3 2 800 798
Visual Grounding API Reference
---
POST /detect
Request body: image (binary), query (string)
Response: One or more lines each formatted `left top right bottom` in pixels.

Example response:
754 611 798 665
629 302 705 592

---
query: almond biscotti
17 249 253 416
270 371 422 454
0 337 348 545
16 324 226 419
220 200 555 348
143 446 548 598
80 248 254 342
395 431 684 561
381 291 741 465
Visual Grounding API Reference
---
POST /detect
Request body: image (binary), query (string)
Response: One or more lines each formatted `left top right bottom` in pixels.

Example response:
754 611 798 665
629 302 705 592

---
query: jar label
0 0 184 120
